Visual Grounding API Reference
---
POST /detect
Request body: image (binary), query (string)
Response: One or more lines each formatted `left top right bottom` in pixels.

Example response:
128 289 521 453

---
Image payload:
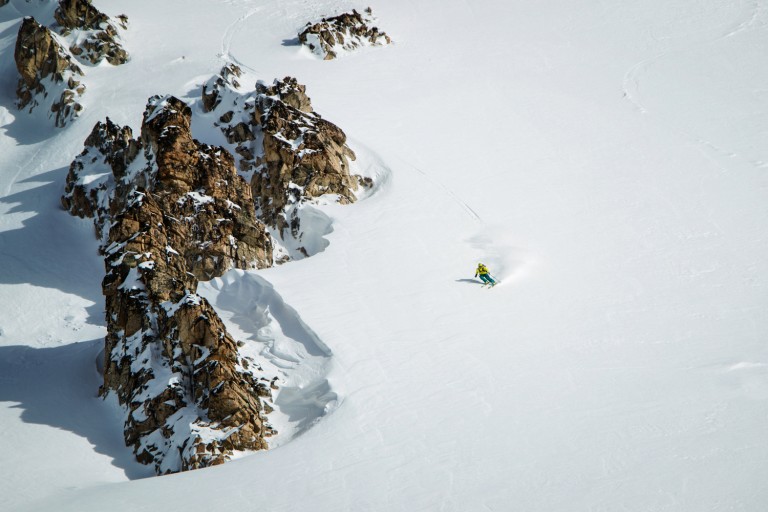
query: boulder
299 7 391 60
14 16 85 127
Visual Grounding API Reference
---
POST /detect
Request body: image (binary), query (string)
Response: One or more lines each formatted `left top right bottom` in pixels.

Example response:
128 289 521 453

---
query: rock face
14 16 85 127
11 2 128 127
202 65 368 258
62 96 276 474
54 0 129 65
298 7 390 60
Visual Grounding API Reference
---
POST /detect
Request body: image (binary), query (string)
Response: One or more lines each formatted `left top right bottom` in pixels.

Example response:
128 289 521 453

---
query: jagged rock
62 117 140 222
54 0 129 65
201 63 242 113
62 97 275 474
55 0 111 29
298 7 391 60
140 96 272 278
201 67 365 256
14 16 85 127
255 88 359 231
258 75 313 113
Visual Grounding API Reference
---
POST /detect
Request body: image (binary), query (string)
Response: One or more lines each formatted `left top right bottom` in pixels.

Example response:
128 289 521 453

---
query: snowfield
1 0 767 510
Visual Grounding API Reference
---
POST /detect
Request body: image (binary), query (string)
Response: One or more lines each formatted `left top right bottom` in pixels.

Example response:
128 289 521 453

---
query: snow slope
1 0 767 510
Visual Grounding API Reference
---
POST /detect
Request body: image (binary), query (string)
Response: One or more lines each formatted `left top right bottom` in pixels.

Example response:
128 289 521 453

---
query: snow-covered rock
54 0 129 65
11 1 128 127
298 7 391 60
14 16 85 127
62 96 276 474
202 66 368 259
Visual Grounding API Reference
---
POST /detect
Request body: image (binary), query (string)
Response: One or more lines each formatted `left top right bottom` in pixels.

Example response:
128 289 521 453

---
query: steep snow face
2 0 768 511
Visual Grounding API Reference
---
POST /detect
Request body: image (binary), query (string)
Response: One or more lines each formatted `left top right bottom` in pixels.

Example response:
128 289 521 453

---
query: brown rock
252 79 358 229
14 16 85 127
61 118 141 227
202 69 363 247
63 97 275 474
55 0 111 30
298 8 391 60
55 0 130 65
201 64 242 113
256 76 313 113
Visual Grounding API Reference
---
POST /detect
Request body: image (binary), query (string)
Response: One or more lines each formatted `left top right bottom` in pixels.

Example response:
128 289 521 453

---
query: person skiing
474 262 496 286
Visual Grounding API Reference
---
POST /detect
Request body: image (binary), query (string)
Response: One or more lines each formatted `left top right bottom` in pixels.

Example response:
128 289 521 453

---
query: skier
474 262 496 286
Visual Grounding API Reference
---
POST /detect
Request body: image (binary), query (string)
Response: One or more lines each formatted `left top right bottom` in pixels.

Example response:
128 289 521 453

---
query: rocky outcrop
298 7 390 60
61 118 139 224
14 16 85 127
62 96 276 474
254 78 360 232
54 0 129 65
202 66 369 257
11 2 128 126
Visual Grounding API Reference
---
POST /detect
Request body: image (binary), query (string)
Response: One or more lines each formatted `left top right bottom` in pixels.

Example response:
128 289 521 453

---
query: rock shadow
0 169 105 327
0 340 154 479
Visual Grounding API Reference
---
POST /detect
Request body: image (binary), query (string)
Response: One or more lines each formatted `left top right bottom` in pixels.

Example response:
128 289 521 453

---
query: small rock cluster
62 96 276 473
11 0 128 127
299 7 390 60
202 65 368 257
55 0 129 65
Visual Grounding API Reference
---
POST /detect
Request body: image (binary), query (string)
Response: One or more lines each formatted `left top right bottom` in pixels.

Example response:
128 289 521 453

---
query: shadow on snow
0 169 105 327
0 340 154 479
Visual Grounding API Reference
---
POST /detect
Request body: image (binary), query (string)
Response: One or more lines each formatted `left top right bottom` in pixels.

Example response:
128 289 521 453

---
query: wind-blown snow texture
1 0 767 511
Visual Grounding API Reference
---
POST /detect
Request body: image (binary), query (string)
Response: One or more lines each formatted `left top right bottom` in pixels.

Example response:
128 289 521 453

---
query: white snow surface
1 0 767 510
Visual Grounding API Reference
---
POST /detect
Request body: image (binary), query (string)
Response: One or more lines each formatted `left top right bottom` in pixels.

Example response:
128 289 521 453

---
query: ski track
389 154 533 284
722 0 764 38
622 0 768 171
393 154 482 223
622 0 766 116
219 5 264 74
